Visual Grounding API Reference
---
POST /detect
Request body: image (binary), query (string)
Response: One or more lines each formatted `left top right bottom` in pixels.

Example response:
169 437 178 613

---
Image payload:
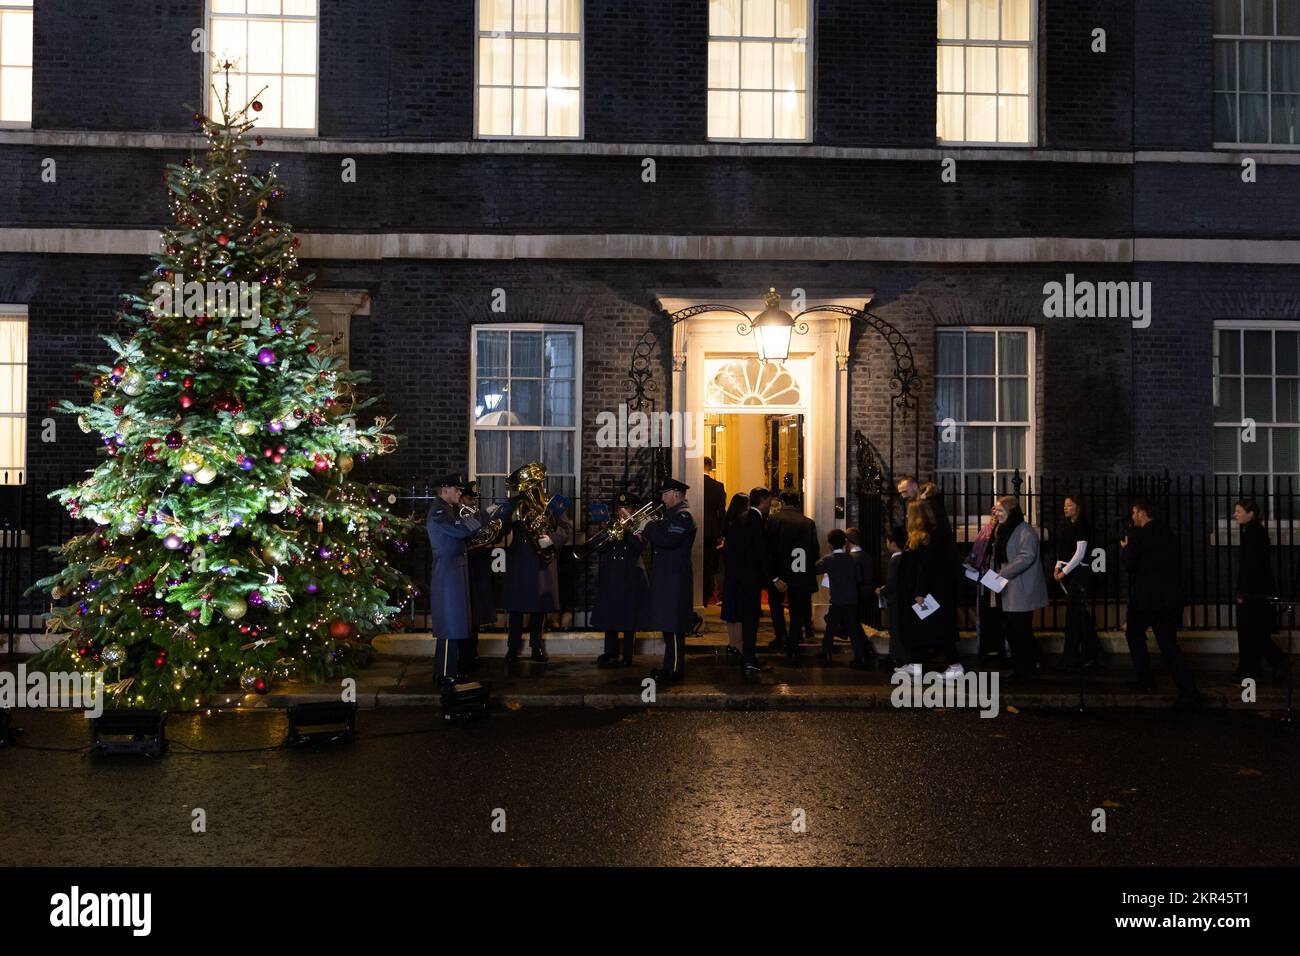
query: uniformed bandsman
425 472 482 687
644 478 697 684
590 492 648 667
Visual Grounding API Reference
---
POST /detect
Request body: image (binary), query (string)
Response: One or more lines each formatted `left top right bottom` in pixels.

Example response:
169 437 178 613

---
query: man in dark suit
1120 497 1201 709
645 478 698 683
702 457 726 605
729 487 781 673
765 491 819 662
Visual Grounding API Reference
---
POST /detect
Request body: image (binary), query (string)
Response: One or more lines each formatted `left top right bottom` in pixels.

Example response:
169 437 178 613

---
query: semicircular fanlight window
706 358 801 407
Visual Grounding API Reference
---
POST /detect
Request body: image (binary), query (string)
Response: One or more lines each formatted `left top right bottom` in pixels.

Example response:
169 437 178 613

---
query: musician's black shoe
619 657 634 667
435 675 460 688
596 653 617 665
724 646 743 658
650 668 681 684
504 648 520 663
531 648 549 663
743 659 772 673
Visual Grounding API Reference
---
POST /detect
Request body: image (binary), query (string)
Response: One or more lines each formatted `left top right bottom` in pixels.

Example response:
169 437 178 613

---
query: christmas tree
30 78 414 710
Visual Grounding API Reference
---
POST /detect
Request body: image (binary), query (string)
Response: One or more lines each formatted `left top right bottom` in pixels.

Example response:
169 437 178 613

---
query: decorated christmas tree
30 79 414 709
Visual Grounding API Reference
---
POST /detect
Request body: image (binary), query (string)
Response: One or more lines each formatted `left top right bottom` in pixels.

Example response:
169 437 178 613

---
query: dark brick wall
585 0 706 143
33 0 200 132
383 0 474 139
1135 0 1214 150
317 0 394 139
1040 0 1133 149
815 0 936 148
1136 161 1300 239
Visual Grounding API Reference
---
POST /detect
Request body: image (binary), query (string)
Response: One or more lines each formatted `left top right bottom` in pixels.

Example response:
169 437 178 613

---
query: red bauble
254 677 268 694
306 343 317 353
164 430 183 449
211 391 244 414
329 620 354 640
112 405 124 416
217 233 229 246
255 136 264 146
179 393 195 410
182 376 194 389
252 100 263 112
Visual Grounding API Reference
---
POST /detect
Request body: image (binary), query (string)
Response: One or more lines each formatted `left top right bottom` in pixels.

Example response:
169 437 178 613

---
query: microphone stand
1274 598 1296 726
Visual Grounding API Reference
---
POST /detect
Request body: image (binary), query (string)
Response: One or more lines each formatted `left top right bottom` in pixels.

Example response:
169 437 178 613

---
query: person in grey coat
991 495 1049 679
425 472 482 687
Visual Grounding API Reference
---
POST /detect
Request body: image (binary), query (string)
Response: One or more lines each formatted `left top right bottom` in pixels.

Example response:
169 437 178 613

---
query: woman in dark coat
590 493 649 666
719 492 750 656
1233 498 1288 681
897 500 960 676
1053 494 1104 669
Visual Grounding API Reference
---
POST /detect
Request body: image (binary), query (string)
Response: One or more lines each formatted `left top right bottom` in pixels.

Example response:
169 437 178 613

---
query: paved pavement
2 707 1296 866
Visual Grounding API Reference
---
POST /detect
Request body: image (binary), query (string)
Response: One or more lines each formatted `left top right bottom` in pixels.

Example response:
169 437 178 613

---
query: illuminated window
708 0 811 141
1214 0 1300 145
477 0 583 139
937 0 1035 145
0 306 27 484
0 0 32 127
208 0 318 133
471 326 581 501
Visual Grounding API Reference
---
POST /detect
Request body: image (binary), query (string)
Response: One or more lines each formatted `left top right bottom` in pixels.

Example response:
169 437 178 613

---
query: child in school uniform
814 528 875 668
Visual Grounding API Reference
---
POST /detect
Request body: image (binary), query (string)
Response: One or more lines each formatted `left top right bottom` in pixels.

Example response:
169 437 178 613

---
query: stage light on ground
91 709 167 757
285 701 357 746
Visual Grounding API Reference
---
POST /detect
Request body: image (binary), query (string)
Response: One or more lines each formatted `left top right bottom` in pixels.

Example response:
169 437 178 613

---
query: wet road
1 707 1296 866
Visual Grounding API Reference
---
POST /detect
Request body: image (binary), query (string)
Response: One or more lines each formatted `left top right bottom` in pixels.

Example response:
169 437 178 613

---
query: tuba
461 501 502 551
507 461 558 562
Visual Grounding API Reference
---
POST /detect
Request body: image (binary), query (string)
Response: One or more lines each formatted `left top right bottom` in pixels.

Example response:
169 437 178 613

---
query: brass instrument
573 500 663 558
463 502 502 551
507 461 558 562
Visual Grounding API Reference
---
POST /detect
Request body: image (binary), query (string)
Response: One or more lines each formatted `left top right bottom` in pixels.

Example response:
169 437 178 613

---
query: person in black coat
1120 497 1200 707
499 493 573 663
1232 498 1288 682
702 458 727 605
814 528 874 667
896 500 961 676
1053 495 1104 669
719 491 750 657
765 491 819 661
645 478 698 683
727 487 781 673
590 492 649 667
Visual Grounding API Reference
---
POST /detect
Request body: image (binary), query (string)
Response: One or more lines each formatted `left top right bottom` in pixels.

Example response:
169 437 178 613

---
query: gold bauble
195 464 218 484
267 496 288 515
121 371 145 396
223 598 248 620
337 454 354 474
179 451 204 474
77 415 91 434
235 419 258 436
262 542 287 564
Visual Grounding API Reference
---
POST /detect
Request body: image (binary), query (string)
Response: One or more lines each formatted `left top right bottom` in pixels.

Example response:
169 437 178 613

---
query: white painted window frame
936 0 1038 147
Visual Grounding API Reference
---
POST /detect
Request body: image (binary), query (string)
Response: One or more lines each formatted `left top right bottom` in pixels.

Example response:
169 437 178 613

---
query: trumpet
574 500 663 558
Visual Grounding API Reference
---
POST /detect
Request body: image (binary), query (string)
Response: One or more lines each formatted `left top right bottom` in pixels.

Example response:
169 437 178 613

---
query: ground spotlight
285 701 358 746
442 680 490 722
91 709 167 757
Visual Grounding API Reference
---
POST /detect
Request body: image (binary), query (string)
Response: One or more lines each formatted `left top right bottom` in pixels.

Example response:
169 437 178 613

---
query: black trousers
786 589 814 646
769 587 788 646
824 604 873 662
434 637 460 679
465 624 480 666
603 629 635 659
1003 610 1040 670
1236 599 1286 678
507 611 544 650
978 592 1006 656
1062 577 1103 663
1126 607 1198 696
740 609 762 663
703 537 720 603
661 631 686 676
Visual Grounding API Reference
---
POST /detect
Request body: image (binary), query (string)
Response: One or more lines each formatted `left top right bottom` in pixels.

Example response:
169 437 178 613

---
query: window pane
544 331 576 377
542 431 574 473
479 86 512 135
936 427 962 470
743 0 776 37
938 0 966 40
1273 94 1300 142
1278 331 1299 374
1245 377 1273 420
477 330 509 376
937 93 964 140
511 331 544 375
1219 328 1241 372
996 427 1027 471
740 41 773 88
967 379 995 420
966 94 997 141
969 0 998 40
477 430 508 474
1214 426 1240 472
1274 40 1300 90
0 65 30 124
774 42 806 90
0 10 33 67
709 90 740 137
936 377 964 421
998 95 1029 142
1277 379 1299 422
281 76 315 130
998 46 1029 94
709 40 740 87
740 90 773 138
515 37 546 86
1216 91 1239 140
775 0 806 38
936 332 964 373
480 0 511 32
1242 428 1271 471
1241 41 1268 89
1243 0 1272 35
967 332 995 373
509 431 541 471
0 369 23 416
1282 0 1300 35
1242 91 1269 139
549 39 580 87
549 0 581 33
968 46 997 93
283 21 316 74
1002 0 1033 41
1275 428 1300 472
480 36 511 85
1214 0 1242 34
999 378 1028 422
998 331 1028 374
964 427 993 469
711 0 741 35
547 86 579 136
938 46 964 93
1215 41 1237 90
476 379 509 424
544 381 575 426
774 91 805 137
247 19 282 72
1244 329 1273 373
518 0 546 32
1216 375 1243 421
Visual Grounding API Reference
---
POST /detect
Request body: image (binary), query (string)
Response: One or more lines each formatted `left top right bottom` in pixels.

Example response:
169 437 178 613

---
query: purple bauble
306 583 318 594
163 534 182 550
268 420 283 434
257 347 277 366
248 590 264 606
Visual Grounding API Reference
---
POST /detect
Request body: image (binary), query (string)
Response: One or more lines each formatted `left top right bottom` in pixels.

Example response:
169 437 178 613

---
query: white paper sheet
911 594 940 619
980 570 1009 593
